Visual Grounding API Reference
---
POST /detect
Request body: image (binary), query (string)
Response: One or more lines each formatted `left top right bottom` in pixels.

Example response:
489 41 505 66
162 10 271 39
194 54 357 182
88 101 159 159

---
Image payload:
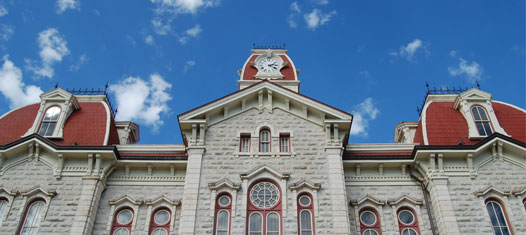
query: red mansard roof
0 104 40 145
416 101 526 145
0 102 114 146
242 55 295 81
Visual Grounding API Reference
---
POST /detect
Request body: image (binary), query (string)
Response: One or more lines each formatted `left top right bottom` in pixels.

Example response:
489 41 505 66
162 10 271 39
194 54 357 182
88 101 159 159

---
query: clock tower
238 47 300 92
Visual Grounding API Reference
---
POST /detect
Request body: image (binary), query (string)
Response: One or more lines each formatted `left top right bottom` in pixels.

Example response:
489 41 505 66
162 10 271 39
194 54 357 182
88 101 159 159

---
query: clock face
257 57 279 73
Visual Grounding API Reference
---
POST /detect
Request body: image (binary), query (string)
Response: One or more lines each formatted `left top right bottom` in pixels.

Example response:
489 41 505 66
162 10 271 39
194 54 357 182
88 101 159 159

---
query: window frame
485 199 513 235
359 208 382 235
0 197 8 225
297 193 315 235
279 134 290 153
259 129 271 152
247 180 282 235
149 207 171 235
111 207 134 235
214 193 232 235
470 105 493 136
18 198 46 235
240 134 251 153
37 106 61 137
396 208 420 235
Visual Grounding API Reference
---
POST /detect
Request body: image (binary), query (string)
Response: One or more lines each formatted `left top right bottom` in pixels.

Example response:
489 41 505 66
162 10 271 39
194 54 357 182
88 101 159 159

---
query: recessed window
18 199 45 235
38 106 61 136
150 208 171 235
240 134 251 152
247 181 282 235
397 208 419 235
471 106 493 136
359 209 381 235
0 198 7 222
486 200 512 235
279 134 290 152
112 208 133 235
297 193 315 235
214 193 231 235
259 129 270 152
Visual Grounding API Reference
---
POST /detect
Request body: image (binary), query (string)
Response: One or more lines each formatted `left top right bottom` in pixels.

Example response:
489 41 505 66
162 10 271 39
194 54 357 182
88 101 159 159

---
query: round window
249 182 280 209
113 227 130 235
362 229 379 235
298 195 311 207
398 210 415 225
151 228 168 235
116 209 133 225
154 210 170 225
401 228 418 235
360 211 377 226
218 195 231 207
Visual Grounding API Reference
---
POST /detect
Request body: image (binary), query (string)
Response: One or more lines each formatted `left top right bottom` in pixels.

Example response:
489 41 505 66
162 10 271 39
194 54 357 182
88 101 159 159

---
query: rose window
249 182 280 209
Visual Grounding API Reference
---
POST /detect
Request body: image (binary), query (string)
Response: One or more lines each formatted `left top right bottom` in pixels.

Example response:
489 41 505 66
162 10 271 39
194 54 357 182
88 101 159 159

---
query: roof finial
476 81 480 89
55 83 59 89
425 81 429 92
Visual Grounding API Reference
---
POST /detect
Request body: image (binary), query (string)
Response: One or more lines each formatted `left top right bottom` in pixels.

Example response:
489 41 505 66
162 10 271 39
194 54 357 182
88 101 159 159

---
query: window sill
234 152 296 158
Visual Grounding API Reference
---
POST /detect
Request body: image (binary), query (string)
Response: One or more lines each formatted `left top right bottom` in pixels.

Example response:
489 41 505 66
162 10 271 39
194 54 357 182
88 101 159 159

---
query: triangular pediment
240 165 290 180
178 81 353 132
39 88 80 109
454 88 492 109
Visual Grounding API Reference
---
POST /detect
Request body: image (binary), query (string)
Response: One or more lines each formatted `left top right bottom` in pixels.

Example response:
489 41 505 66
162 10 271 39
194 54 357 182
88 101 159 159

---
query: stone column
69 178 105 235
179 146 206 235
325 146 350 234
426 177 461 235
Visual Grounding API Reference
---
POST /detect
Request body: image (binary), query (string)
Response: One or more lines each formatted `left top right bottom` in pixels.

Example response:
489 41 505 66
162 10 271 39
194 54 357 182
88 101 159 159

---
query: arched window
297 193 315 235
149 208 171 235
38 106 61 136
247 180 281 235
486 199 512 235
523 198 526 211
397 208 420 235
18 199 45 235
112 207 134 235
0 197 8 223
471 106 493 136
359 208 381 235
259 129 271 152
214 193 232 235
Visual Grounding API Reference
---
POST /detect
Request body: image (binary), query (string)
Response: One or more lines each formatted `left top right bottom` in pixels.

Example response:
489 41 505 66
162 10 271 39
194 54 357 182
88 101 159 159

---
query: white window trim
299 209 313 234
350 196 386 233
265 212 280 234
145 195 180 232
208 178 240 217
0 187 18 227
248 211 264 234
107 195 143 233
289 180 321 217
215 209 231 234
387 195 424 232
17 187 56 227
474 186 515 235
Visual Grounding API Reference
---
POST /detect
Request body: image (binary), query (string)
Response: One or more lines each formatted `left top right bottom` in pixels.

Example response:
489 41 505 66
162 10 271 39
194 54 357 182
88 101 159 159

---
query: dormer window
38 106 61 136
471 106 493 136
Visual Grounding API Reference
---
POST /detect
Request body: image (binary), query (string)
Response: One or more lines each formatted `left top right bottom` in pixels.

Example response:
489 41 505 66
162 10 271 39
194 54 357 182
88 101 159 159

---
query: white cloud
0 24 14 41
184 60 196 72
0 5 8 16
392 39 428 61
0 56 43 109
109 74 172 130
350 98 379 136
287 2 301 28
151 17 173 35
56 0 80 14
304 8 336 31
69 54 89 71
151 0 218 15
448 51 483 83
315 0 329 5
145 35 155 45
179 24 201 44
126 34 137 47
26 28 70 78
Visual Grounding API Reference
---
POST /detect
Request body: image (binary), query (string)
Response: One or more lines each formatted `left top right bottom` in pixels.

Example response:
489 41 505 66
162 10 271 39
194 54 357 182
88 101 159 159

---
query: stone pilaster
426 177 461 235
179 146 205 235
69 178 105 235
325 146 350 234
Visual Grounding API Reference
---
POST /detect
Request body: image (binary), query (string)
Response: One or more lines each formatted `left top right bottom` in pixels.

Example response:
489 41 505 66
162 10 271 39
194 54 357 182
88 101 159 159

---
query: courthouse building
0 48 525 235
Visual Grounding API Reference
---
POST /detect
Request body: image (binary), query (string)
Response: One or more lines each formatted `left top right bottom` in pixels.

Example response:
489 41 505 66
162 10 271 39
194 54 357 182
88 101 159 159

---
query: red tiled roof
413 120 424 145
493 102 526 143
425 102 479 145
242 55 295 81
107 117 121 145
0 104 40 145
52 102 110 146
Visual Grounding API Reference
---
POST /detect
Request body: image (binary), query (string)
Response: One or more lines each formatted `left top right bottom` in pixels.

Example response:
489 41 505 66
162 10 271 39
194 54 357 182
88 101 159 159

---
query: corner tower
238 47 300 92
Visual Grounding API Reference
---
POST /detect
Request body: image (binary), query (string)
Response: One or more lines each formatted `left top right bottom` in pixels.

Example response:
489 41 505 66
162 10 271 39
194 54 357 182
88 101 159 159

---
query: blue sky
0 0 524 144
